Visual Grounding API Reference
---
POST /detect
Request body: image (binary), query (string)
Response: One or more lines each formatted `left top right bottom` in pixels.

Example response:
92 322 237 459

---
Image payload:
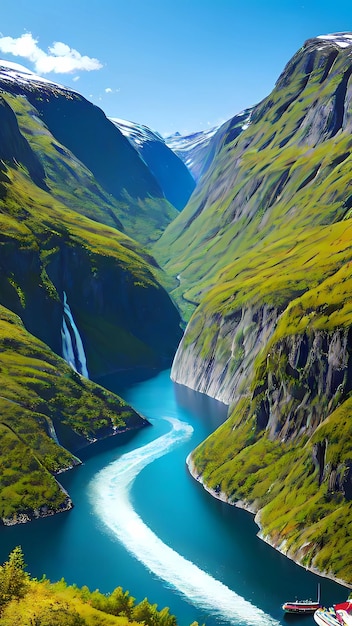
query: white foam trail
89 417 279 626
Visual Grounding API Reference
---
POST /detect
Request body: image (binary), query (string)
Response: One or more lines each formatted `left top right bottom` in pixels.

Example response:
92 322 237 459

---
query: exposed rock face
262 328 352 442
171 304 279 405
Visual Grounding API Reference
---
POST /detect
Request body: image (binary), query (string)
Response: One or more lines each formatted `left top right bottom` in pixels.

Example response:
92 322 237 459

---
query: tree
0 546 29 610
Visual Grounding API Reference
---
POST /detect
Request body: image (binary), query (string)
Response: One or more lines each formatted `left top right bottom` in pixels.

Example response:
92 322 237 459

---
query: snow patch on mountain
316 32 352 48
110 117 164 146
0 59 69 89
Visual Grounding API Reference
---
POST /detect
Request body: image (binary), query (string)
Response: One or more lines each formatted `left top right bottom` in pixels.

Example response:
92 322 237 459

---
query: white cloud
72 75 80 82
0 33 103 74
104 86 120 95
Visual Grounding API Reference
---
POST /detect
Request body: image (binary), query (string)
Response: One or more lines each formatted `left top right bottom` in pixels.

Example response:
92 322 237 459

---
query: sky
0 0 352 136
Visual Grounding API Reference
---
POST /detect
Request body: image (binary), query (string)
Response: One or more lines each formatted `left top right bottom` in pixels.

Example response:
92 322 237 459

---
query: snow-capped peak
110 117 164 146
316 32 352 49
0 59 69 90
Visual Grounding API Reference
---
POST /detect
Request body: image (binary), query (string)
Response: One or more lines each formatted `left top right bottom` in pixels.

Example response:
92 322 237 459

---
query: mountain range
2 32 352 587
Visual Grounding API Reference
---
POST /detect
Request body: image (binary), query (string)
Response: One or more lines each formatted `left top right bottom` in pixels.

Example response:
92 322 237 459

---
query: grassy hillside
0 304 148 524
157 36 352 584
0 85 178 246
0 75 183 522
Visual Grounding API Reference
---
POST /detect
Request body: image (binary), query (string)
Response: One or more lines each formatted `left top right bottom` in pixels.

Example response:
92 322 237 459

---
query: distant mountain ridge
112 116 196 210
164 108 251 182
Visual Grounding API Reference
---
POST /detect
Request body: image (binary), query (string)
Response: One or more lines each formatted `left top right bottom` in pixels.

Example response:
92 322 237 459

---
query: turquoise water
0 370 348 626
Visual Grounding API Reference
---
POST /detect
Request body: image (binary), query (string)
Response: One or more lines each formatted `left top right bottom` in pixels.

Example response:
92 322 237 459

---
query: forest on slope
0 547 183 626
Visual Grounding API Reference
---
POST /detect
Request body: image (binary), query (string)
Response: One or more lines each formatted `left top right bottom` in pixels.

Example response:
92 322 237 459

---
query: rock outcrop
171 304 279 405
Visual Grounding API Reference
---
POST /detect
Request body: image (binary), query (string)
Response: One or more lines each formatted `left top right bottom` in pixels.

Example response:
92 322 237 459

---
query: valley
1 29 352 625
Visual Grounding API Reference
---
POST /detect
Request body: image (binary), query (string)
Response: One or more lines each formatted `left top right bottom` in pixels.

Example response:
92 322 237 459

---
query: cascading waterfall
61 291 89 378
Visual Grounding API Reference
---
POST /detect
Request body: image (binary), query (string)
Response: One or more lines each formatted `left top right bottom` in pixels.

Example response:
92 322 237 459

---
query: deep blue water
0 370 348 626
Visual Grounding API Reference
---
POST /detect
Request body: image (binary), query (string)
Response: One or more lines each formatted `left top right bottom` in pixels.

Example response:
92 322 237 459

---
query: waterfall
61 291 89 378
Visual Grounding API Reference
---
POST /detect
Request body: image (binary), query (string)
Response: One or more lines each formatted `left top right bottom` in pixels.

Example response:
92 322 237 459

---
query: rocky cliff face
171 304 279 405
161 34 352 584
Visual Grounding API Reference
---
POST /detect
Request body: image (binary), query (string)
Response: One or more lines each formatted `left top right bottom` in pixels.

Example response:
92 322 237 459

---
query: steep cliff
160 34 352 584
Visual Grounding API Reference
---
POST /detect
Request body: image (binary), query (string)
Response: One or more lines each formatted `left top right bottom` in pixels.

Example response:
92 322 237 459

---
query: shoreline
1 420 150 527
186 452 352 592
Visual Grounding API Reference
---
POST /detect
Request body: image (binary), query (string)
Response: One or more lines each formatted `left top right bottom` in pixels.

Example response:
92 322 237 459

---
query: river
0 369 348 626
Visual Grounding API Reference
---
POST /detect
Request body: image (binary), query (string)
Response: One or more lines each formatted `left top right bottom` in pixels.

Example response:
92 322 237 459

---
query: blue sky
1 0 352 136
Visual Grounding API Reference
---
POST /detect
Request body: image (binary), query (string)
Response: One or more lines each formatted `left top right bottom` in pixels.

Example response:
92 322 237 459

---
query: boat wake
89 416 279 626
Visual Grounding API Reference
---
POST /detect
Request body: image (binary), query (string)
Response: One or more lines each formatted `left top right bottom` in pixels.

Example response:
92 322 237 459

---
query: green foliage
0 549 179 626
0 304 145 521
0 546 29 611
1 91 178 247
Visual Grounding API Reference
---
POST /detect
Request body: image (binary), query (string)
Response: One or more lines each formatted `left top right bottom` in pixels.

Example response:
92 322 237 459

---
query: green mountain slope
154 35 352 318
0 65 183 523
0 305 148 524
0 62 178 245
156 34 352 584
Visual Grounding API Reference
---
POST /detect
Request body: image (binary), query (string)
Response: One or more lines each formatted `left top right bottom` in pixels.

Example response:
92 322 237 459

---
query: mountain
112 117 196 210
0 61 183 524
164 126 220 182
164 108 251 183
0 60 178 245
154 33 352 584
